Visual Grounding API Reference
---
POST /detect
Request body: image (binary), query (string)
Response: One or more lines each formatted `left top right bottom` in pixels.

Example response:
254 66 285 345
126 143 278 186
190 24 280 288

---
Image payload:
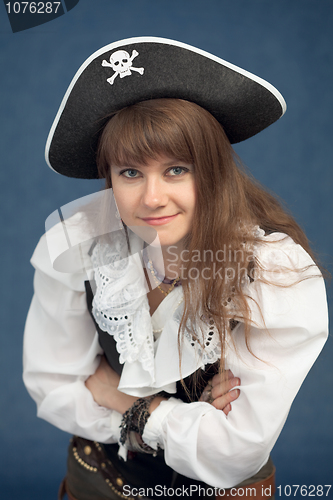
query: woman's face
110 155 196 248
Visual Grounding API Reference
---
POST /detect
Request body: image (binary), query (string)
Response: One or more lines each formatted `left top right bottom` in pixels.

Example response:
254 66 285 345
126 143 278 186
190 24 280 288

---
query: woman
23 38 328 500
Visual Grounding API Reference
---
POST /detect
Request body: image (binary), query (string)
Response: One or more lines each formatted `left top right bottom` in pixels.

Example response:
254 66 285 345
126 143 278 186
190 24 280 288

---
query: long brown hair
97 98 318 372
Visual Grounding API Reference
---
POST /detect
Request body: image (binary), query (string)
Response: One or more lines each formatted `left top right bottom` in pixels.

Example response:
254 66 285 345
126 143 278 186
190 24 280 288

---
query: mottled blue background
1 1 332 498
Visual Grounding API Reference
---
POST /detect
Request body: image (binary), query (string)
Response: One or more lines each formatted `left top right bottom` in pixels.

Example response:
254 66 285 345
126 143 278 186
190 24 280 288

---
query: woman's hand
86 357 239 417
199 370 240 415
85 356 138 414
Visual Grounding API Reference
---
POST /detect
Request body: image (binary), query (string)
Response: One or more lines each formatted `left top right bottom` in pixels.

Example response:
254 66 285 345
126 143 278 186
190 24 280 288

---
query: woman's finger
212 388 240 413
211 376 240 400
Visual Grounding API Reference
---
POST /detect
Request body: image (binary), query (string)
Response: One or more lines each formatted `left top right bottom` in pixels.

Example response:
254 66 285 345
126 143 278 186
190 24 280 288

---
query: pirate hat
45 36 286 179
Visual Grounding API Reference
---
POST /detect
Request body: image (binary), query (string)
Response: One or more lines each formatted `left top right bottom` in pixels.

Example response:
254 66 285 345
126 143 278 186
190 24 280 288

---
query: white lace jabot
90 230 222 397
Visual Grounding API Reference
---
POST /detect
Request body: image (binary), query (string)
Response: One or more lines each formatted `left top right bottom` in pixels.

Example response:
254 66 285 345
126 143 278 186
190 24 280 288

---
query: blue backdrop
1 1 332 498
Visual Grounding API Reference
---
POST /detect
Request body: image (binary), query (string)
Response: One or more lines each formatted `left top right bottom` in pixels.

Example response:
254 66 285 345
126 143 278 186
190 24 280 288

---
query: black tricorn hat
45 36 286 179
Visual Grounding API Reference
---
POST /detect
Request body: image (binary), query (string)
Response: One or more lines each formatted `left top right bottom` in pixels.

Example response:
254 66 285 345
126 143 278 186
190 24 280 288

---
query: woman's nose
141 178 168 209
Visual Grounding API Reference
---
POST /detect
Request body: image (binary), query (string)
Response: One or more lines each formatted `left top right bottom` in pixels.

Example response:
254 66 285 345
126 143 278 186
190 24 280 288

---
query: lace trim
172 302 221 366
186 320 221 365
91 236 154 376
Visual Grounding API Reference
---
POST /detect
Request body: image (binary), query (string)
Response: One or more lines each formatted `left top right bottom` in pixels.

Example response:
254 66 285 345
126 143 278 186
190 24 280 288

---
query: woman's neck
162 244 184 280
145 243 184 281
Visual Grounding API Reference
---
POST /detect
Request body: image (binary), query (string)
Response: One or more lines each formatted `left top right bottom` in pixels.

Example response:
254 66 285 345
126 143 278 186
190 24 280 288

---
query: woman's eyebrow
111 159 192 170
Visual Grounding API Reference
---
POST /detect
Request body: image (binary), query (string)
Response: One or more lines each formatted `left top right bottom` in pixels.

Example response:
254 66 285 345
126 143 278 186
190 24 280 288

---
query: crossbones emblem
102 50 144 85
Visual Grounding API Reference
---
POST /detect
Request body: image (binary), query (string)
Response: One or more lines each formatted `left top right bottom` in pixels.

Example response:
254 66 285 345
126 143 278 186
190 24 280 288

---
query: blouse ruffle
90 228 225 396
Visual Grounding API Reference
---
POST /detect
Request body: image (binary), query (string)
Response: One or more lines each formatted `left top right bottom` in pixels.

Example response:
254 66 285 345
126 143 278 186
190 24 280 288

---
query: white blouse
23 219 328 489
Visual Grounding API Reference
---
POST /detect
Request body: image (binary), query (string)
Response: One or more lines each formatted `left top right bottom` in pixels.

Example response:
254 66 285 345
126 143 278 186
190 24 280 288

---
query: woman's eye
122 169 138 178
168 167 188 176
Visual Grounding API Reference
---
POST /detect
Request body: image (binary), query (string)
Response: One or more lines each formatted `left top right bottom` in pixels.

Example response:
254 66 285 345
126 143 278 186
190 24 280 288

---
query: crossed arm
85 355 240 416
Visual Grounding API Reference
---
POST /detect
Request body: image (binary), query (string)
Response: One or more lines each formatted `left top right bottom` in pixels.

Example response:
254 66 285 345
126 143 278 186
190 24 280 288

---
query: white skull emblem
102 49 144 85
110 50 132 75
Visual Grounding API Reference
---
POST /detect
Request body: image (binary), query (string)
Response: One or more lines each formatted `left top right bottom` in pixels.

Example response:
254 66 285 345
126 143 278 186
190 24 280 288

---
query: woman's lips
140 214 179 226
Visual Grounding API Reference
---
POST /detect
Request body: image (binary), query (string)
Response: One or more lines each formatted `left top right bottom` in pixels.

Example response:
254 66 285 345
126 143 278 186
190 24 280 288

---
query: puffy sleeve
23 232 122 443
142 233 329 488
